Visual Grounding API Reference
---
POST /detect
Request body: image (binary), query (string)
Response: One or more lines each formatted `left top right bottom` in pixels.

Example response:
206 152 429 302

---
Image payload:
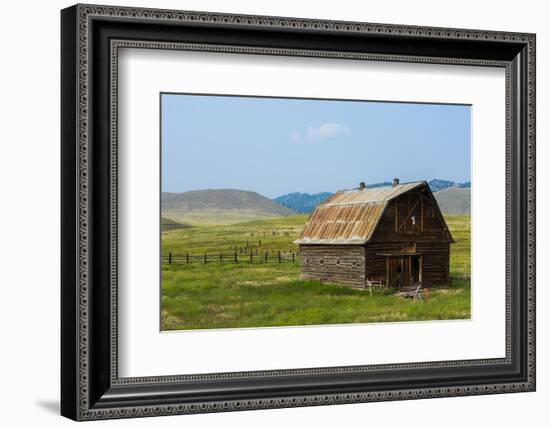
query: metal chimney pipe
392 178 400 186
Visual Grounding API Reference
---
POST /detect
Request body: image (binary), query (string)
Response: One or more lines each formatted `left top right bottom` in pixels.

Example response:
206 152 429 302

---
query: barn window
305 259 310 264
320 259 324 265
352 261 357 267
336 260 340 267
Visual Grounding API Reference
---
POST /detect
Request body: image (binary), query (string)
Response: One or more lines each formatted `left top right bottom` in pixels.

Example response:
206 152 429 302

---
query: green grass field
161 215 471 330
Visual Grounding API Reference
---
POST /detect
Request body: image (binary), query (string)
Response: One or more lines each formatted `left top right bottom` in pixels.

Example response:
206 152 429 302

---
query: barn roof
294 181 426 245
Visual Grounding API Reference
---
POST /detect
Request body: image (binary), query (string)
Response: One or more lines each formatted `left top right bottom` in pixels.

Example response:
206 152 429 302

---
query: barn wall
299 245 365 288
416 241 451 286
366 190 452 287
364 241 408 281
371 191 452 243
299 242 451 288
363 241 450 287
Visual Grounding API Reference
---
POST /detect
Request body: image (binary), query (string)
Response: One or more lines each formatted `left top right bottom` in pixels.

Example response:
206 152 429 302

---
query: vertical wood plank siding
364 241 408 279
415 242 450 286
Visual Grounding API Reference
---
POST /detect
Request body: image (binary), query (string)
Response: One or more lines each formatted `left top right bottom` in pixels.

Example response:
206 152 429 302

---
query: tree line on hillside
273 179 471 214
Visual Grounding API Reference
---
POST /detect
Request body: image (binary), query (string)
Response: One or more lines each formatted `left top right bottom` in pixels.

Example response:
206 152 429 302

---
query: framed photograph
61 4 536 421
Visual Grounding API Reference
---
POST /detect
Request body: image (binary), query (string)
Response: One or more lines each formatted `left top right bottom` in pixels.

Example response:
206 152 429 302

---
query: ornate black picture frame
61 4 536 421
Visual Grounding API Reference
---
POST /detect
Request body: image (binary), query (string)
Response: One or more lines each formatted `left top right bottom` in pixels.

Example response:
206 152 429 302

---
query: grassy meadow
161 214 471 331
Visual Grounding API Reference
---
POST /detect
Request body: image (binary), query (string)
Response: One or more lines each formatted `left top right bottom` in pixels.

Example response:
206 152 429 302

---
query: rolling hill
161 217 191 232
162 189 296 225
433 187 471 215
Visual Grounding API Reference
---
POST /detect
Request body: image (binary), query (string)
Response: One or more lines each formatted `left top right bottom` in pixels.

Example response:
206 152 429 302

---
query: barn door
411 256 422 285
387 257 409 288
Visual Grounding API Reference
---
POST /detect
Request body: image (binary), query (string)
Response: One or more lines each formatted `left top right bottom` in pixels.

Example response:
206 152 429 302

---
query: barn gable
294 181 453 245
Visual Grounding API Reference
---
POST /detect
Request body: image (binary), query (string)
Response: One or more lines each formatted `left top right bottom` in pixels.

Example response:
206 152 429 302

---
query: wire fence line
162 250 299 265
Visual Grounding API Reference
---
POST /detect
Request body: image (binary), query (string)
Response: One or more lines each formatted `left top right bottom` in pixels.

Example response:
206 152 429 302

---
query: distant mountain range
273 192 333 214
160 180 470 227
272 179 471 214
162 189 295 225
428 179 471 192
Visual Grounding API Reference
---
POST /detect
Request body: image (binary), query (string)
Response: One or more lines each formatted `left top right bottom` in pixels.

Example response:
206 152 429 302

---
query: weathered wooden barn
294 179 453 289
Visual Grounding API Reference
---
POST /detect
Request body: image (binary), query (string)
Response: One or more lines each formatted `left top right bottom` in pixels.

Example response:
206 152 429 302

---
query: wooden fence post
292 252 295 263
264 251 268 263
250 252 253 263
234 251 238 263
219 253 222 263
168 252 172 265
186 253 189 264
204 253 207 264
278 250 281 263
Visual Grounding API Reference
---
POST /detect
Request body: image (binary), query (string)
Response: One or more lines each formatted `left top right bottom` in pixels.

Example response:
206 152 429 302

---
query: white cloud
292 122 351 143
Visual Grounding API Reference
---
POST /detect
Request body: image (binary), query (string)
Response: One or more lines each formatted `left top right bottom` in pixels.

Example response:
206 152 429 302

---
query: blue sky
161 94 471 198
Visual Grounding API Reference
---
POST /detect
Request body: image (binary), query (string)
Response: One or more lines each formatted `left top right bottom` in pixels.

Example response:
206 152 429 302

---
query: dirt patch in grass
237 280 278 286
161 310 180 329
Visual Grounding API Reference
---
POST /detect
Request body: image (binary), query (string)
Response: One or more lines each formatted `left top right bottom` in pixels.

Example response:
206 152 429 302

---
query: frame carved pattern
109 39 512 382
71 4 535 420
